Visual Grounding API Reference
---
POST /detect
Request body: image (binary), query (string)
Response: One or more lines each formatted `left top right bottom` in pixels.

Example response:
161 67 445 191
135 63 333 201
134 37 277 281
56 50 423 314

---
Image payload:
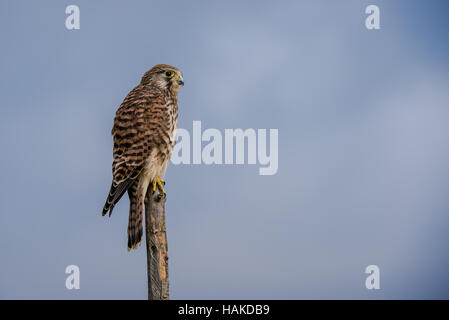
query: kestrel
102 64 183 250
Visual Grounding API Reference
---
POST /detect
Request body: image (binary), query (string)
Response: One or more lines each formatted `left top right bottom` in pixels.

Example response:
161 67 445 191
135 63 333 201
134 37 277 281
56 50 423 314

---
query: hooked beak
175 74 184 86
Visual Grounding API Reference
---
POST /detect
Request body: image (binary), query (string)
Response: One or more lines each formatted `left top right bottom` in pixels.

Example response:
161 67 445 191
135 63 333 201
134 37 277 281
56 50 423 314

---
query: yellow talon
152 178 166 194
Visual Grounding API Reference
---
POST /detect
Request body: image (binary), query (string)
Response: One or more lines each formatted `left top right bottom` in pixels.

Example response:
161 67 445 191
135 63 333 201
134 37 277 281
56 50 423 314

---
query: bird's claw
152 178 166 195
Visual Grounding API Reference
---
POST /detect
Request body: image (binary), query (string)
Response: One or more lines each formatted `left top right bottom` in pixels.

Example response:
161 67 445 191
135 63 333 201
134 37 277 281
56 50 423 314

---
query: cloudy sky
1 0 449 299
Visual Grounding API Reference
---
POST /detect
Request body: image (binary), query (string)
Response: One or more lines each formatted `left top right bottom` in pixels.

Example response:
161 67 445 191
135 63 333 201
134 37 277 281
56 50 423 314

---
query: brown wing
111 84 166 184
101 84 166 216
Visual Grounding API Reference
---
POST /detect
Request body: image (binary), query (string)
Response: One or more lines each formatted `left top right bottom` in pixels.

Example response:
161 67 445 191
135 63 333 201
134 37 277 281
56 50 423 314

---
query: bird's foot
152 178 166 194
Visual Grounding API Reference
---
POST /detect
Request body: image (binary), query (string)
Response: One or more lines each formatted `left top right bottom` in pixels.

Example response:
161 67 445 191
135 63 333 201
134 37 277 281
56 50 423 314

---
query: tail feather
102 179 134 216
127 183 143 250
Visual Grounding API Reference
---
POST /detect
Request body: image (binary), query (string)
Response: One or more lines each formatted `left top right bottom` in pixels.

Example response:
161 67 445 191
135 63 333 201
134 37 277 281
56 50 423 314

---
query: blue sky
1 0 449 299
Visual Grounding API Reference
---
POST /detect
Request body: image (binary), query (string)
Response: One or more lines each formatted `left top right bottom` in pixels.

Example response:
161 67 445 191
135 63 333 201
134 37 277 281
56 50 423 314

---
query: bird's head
141 64 184 94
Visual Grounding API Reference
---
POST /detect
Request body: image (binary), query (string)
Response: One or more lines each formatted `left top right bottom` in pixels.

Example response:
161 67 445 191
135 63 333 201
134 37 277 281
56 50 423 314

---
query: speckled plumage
102 64 183 250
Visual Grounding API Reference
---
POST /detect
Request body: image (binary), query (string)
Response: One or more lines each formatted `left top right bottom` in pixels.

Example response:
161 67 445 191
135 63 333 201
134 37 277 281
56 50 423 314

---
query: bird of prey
102 64 184 250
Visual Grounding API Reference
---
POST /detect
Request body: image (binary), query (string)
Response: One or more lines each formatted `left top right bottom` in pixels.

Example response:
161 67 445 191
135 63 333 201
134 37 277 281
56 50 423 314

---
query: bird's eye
165 71 174 78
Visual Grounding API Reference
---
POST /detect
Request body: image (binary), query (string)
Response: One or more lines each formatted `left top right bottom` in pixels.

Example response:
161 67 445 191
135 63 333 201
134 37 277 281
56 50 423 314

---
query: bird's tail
102 179 134 216
127 183 144 250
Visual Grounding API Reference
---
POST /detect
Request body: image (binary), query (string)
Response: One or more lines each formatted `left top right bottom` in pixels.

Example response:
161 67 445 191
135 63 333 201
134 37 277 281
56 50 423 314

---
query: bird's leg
152 178 166 194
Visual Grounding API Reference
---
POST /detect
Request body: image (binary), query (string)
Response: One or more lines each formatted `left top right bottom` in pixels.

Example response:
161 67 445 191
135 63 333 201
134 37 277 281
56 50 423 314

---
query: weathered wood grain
145 187 169 300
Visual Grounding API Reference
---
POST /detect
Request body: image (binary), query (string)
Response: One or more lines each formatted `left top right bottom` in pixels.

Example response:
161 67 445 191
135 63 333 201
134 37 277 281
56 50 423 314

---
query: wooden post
144 187 169 300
